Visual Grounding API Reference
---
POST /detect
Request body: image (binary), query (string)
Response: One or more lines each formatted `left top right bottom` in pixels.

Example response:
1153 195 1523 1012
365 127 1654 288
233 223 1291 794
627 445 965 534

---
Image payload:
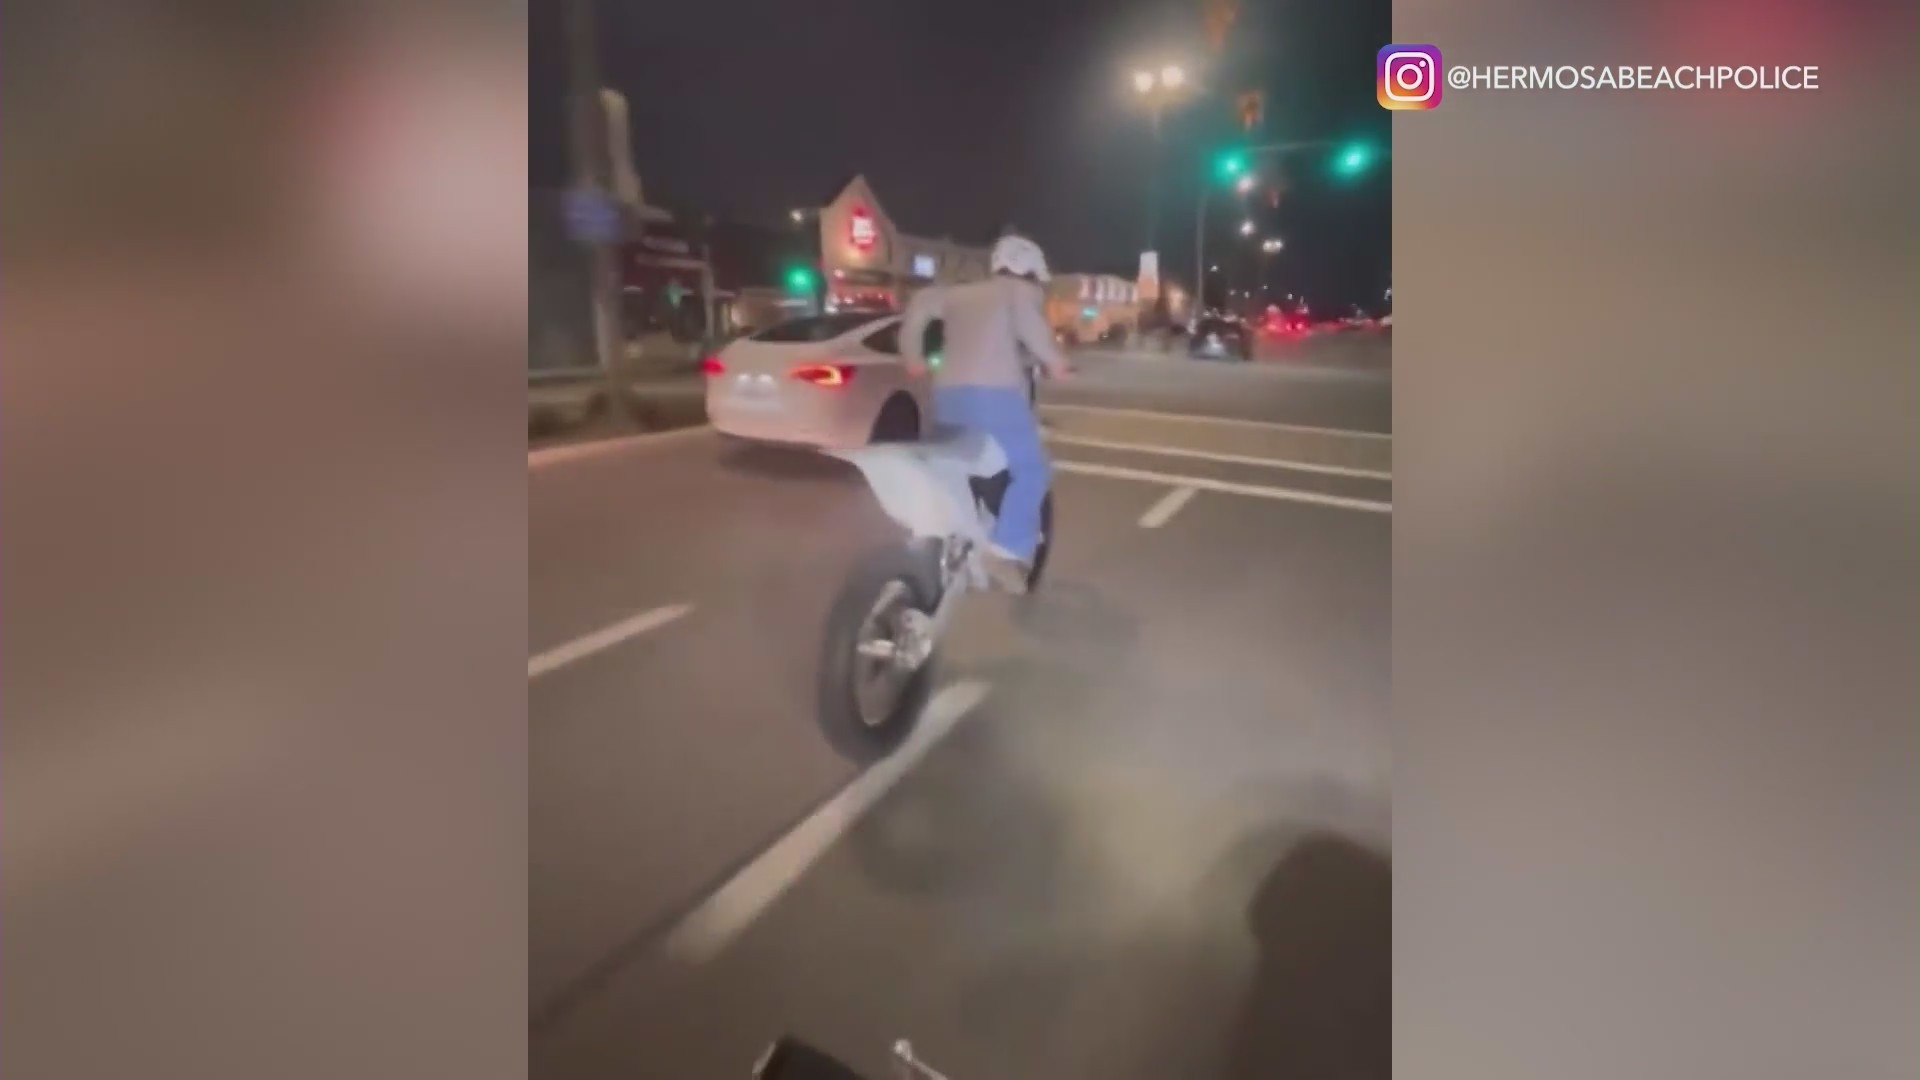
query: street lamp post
1131 63 1188 326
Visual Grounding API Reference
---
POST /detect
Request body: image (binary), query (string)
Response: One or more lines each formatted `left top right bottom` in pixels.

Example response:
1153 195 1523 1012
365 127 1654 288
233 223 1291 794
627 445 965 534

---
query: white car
704 313 933 448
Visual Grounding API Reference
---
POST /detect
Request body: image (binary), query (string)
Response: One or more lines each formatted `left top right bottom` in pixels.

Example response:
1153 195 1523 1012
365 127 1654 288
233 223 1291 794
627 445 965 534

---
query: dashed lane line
1046 432 1391 481
1137 485 1200 528
1054 460 1391 514
529 604 694 679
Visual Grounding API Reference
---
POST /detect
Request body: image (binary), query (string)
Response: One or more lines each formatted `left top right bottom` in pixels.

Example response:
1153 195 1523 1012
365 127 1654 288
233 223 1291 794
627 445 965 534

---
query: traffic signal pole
1248 138 1336 155
1193 184 1210 318
1193 140 1344 319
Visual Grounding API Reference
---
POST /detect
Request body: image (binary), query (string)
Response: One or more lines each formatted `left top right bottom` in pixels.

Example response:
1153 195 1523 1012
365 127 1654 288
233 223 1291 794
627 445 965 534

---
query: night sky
531 0 1390 311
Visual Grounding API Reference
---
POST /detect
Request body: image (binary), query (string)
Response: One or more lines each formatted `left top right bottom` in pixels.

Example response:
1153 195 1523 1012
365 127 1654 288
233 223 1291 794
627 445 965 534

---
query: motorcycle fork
900 537 972 670
926 539 974 638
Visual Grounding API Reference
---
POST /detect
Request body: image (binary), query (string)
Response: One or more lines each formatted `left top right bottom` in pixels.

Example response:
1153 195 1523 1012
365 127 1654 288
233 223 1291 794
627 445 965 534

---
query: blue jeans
931 385 1050 561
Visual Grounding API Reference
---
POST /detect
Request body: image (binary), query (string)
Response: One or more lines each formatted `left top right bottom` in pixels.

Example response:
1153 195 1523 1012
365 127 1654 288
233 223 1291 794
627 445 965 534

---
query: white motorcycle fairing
829 429 1008 547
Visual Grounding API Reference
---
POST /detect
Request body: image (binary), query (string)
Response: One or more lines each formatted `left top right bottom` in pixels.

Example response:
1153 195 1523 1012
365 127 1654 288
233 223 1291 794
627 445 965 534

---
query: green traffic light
1214 150 1248 181
784 266 816 292
1334 143 1373 176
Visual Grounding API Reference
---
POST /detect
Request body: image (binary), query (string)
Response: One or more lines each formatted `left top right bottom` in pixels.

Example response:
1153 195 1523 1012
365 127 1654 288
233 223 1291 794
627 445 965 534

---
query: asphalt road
528 333 1391 1079
1057 329 1392 433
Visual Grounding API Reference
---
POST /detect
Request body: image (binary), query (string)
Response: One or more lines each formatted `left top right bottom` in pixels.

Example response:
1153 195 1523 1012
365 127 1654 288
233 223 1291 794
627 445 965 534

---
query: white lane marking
664 678 992 963
528 425 713 469
1047 433 1392 481
528 604 694 679
1055 460 1391 514
1042 403 1392 441
1138 485 1199 528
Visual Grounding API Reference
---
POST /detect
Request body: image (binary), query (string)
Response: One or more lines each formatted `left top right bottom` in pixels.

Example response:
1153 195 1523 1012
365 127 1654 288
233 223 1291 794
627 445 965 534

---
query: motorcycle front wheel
1024 492 1055 593
816 543 942 763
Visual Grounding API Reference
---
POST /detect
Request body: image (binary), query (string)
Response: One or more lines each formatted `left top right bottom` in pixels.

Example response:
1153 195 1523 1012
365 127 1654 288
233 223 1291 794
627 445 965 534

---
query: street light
1130 61 1192 326
1132 62 1191 101
1239 220 1255 236
789 208 805 224
1235 174 1255 195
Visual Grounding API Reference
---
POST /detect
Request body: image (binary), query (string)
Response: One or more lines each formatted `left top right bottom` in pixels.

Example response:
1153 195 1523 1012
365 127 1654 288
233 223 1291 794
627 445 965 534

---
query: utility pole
563 0 631 426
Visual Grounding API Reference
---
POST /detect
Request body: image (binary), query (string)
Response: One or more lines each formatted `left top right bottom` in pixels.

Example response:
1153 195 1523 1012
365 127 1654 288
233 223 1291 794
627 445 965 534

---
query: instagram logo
1379 45 1442 109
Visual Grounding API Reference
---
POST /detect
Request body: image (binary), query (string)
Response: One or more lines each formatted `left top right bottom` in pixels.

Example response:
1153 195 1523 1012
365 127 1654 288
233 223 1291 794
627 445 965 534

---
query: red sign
848 205 877 252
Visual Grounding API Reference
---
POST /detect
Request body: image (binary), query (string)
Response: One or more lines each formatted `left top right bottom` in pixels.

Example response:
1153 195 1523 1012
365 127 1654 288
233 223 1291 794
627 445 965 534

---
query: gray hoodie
898 275 1071 390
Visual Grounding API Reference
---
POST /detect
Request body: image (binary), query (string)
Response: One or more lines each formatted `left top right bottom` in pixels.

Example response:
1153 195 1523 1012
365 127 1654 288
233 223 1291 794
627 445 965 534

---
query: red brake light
791 362 854 387
700 356 725 376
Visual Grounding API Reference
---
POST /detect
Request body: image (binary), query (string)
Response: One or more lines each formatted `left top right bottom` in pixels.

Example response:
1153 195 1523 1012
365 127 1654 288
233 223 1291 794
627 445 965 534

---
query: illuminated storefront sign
849 205 877 252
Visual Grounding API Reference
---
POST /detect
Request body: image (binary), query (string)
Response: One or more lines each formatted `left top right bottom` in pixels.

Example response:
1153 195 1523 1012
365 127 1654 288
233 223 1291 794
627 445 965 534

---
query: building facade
814 175 993 314
1046 273 1143 341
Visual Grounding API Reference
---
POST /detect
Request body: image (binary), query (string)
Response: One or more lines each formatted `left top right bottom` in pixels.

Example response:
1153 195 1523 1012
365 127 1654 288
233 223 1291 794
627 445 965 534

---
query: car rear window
863 318 942 358
861 321 902 354
750 314 884 343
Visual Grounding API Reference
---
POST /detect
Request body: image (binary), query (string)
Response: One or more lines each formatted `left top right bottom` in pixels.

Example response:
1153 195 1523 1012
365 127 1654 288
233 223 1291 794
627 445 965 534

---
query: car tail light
700 356 725 376
791 362 855 387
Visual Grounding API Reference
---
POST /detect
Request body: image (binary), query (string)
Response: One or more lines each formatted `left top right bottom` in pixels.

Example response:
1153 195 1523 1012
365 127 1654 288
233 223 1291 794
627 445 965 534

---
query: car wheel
869 394 921 444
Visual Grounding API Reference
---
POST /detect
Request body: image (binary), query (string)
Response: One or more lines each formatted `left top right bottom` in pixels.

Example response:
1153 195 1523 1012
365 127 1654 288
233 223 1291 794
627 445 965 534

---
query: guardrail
527 365 708 439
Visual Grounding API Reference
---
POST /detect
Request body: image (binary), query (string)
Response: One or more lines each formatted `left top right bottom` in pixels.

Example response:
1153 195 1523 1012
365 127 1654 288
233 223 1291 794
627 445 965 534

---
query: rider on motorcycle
898 234 1072 593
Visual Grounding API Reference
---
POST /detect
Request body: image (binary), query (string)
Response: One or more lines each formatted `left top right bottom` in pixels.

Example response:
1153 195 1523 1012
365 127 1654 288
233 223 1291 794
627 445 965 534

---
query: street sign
563 187 621 246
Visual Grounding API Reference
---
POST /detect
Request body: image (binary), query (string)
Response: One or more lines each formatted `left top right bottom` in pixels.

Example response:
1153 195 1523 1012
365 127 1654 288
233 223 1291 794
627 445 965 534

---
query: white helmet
990 234 1051 283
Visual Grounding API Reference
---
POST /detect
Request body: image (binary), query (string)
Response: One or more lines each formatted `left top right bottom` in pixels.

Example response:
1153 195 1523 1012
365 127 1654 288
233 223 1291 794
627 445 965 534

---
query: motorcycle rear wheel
816 543 942 763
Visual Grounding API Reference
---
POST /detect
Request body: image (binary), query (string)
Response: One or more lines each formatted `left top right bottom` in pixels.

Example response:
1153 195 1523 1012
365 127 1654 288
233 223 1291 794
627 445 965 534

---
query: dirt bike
813 420 1053 764
755 1036 948 1080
